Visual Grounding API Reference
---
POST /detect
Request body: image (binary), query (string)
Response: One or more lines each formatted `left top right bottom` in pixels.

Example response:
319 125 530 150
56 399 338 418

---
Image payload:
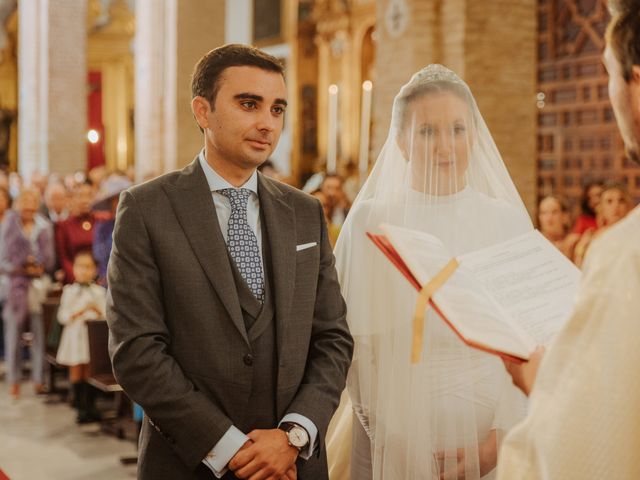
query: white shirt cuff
280 413 318 460
202 425 249 478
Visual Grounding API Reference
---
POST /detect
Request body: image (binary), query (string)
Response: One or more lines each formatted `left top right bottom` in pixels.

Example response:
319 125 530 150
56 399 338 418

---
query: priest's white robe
497 205 640 480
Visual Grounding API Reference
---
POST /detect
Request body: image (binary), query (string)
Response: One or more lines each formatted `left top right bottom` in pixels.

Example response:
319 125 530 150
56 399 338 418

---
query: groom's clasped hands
228 429 299 480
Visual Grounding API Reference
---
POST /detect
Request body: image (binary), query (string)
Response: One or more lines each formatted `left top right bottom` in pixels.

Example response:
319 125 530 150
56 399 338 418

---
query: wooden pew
42 290 67 399
86 319 136 440
86 320 121 393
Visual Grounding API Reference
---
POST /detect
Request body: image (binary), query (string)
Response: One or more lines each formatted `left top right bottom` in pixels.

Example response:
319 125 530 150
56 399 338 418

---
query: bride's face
399 91 472 194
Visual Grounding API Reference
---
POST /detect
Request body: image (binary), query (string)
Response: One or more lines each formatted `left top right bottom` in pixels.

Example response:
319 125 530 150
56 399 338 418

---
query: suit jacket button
243 354 254 366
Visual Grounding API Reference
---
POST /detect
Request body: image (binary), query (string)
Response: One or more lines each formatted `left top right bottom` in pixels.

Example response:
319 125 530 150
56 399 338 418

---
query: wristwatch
279 422 310 451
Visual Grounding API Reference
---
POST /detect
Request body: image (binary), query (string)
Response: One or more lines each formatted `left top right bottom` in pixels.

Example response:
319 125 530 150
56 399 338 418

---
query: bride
330 65 532 479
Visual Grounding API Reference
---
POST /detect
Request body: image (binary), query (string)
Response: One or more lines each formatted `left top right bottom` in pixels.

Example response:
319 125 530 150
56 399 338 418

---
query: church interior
0 0 638 479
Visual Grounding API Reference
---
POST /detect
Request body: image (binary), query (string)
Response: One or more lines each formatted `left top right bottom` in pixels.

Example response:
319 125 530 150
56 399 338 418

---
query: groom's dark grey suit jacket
106 158 353 479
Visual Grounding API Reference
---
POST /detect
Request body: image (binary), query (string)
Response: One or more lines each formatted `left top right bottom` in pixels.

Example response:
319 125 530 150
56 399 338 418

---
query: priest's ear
631 65 640 101
191 96 212 133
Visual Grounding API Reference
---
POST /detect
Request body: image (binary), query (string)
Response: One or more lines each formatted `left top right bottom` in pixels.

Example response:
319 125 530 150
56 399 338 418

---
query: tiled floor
0 364 137 480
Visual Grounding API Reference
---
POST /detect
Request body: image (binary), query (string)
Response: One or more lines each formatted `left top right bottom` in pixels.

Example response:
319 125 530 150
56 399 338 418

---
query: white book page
459 230 581 346
380 224 537 359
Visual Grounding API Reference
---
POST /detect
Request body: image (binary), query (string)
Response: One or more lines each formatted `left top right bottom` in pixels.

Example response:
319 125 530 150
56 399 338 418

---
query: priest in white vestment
497 2 640 478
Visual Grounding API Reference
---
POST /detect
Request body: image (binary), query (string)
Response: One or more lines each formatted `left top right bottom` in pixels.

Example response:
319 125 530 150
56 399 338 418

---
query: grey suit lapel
257 174 296 355
163 159 249 346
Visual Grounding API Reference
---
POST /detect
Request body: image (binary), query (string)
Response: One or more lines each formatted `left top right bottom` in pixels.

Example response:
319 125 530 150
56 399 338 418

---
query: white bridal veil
333 65 533 479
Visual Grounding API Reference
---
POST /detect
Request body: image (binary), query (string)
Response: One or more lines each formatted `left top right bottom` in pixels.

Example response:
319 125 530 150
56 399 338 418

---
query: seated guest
87 166 107 190
599 181 633 228
574 182 633 267
320 173 351 226
55 181 96 283
0 188 55 399
311 190 340 247
571 181 603 234
537 195 575 258
92 173 132 285
28 171 47 197
43 182 69 223
42 182 69 282
56 251 106 423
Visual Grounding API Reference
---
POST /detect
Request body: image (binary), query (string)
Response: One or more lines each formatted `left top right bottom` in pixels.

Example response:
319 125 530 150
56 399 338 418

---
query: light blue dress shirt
197 153 318 477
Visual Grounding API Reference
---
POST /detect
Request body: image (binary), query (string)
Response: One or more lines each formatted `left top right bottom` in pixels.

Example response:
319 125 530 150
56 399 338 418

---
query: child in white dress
56 251 106 423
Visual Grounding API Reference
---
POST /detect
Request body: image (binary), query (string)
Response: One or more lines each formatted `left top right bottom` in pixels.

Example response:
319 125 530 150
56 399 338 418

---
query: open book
368 224 581 361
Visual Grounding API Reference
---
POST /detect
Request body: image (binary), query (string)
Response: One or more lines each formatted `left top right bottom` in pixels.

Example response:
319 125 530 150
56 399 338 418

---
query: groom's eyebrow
234 93 288 107
234 93 263 102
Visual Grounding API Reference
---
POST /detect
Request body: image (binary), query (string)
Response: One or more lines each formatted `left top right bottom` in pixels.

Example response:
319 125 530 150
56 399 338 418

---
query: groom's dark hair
191 44 284 108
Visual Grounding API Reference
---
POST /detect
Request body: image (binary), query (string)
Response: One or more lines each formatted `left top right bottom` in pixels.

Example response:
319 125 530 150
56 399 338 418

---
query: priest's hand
436 429 497 479
503 346 545 396
228 428 298 480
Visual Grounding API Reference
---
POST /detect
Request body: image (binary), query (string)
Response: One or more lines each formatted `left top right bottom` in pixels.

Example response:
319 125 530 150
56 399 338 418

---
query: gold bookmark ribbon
411 258 459 364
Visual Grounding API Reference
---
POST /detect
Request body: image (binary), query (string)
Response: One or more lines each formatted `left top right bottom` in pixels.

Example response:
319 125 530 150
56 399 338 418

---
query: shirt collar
198 150 258 195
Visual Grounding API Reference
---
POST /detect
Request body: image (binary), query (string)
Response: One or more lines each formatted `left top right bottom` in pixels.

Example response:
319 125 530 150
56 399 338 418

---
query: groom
106 44 353 479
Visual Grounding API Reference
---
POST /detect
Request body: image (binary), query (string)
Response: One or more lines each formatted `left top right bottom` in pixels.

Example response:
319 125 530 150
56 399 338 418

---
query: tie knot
218 188 252 210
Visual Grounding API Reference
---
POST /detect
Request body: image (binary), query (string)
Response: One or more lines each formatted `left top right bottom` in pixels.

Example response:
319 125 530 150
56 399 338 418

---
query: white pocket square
296 242 317 252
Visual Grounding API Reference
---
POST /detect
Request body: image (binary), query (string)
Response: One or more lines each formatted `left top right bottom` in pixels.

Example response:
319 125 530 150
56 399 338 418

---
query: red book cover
366 232 526 363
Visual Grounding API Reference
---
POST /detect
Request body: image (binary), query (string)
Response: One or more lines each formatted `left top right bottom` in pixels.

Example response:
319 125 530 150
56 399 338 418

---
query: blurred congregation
0 0 639 479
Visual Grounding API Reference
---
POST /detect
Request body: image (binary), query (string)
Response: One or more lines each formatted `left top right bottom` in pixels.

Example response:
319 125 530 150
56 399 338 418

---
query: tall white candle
358 80 373 184
327 84 339 174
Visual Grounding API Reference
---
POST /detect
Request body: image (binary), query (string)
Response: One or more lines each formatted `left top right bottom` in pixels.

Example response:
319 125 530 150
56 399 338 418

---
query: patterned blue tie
218 188 265 302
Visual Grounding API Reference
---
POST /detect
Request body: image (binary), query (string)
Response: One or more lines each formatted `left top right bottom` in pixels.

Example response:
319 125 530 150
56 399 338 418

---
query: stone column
134 0 171 180
372 0 440 156
134 0 225 181
463 0 538 213
374 0 537 212
18 0 87 176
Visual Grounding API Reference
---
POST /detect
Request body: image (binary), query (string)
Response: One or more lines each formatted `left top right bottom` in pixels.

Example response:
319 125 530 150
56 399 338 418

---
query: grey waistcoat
227 223 278 433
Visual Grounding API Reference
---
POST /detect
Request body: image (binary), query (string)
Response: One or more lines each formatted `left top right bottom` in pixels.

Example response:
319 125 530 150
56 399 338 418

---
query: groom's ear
191 96 212 132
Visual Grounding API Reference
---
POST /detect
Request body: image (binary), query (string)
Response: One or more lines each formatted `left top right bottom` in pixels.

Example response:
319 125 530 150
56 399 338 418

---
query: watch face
288 426 309 448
